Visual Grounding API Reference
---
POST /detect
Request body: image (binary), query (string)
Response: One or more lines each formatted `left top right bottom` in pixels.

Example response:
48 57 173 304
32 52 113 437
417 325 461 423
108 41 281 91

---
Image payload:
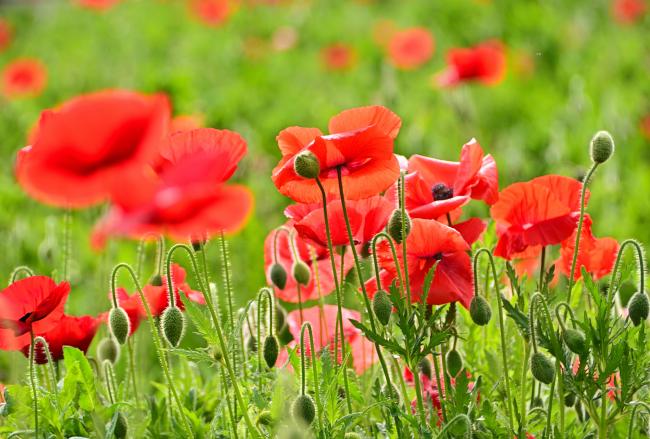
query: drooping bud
589 130 615 164
564 392 576 407
417 357 432 380
563 328 587 355
269 263 288 290
149 273 163 286
256 409 274 426
114 412 128 439
275 305 287 333
292 261 311 286
263 335 279 368
294 151 320 179
387 209 411 243
292 394 316 425
469 296 492 326
446 349 463 378
372 289 392 326
161 306 185 348
530 352 555 384
109 307 130 345
97 337 120 364
628 292 649 326
246 335 258 353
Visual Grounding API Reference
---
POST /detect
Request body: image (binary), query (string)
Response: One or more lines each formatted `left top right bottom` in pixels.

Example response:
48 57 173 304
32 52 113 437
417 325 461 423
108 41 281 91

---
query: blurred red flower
142 263 205 316
19 315 100 364
76 0 122 10
612 0 647 24
366 219 473 307
189 0 232 26
272 105 401 203
0 19 12 52
16 90 170 208
0 276 70 350
321 43 357 71
436 40 506 87
92 128 253 244
491 175 585 259
2 58 47 99
387 27 435 70
641 114 650 140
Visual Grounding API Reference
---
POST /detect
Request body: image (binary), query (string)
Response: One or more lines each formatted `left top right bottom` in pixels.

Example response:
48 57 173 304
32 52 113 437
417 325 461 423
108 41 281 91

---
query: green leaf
62 346 97 412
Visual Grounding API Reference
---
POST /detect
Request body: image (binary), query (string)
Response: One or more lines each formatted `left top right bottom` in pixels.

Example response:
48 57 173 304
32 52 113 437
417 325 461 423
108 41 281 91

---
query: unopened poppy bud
469 296 492 326
97 337 120 364
109 307 130 345
292 261 311 286
446 349 463 378
294 151 320 179
292 394 316 425
590 130 615 164
256 409 274 426
372 289 392 326
417 357 432 380
344 433 362 439
387 209 411 243
247 335 258 353
211 347 223 362
628 292 649 326
263 335 279 368
563 328 587 355
149 273 163 286
161 306 185 348
114 412 128 439
191 239 205 252
269 263 288 290
530 352 555 384
564 392 576 407
275 305 287 333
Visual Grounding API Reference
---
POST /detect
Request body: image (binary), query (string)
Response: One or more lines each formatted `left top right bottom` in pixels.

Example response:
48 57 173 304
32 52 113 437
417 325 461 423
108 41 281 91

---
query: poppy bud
387 209 411 243
246 335 258 353
114 412 128 439
275 305 287 333
530 352 555 384
211 346 223 362
381 383 400 402
590 130 615 164
446 349 463 378
344 434 361 439
563 328 587 355
469 296 492 326
269 263 288 290
291 394 316 425
149 273 163 286
97 337 120 364
263 335 279 368
564 392 576 407
628 292 649 326
161 306 185 348
109 307 130 345
292 261 311 286
256 409 274 426
191 239 205 252
294 151 320 179
417 357 432 380
372 289 392 326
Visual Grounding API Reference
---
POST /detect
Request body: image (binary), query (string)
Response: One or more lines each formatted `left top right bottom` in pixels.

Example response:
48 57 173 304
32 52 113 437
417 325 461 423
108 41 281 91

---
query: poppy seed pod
372 289 392 326
294 151 321 179
161 306 185 348
446 349 463 378
109 307 130 345
469 295 492 326
417 357 433 380
149 273 163 286
263 335 279 368
387 209 411 243
292 394 316 425
628 292 649 326
530 352 555 384
114 412 128 439
563 328 587 355
269 263 288 290
256 409 274 426
590 130 615 164
292 261 311 286
97 337 120 364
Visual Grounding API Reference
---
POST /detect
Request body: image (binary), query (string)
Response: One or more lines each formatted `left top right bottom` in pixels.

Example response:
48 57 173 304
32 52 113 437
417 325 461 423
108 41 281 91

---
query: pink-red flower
2 58 47 99
611 0 647 24
76 0 122 10
321 43 357 71
387 27 435 70
0 19 12 52
189 0 233 26
142 264 205 316
436 40 506 87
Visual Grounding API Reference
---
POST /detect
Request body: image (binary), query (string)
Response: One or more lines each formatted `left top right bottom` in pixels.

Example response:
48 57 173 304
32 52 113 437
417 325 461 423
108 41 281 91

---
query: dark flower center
432 183 453 201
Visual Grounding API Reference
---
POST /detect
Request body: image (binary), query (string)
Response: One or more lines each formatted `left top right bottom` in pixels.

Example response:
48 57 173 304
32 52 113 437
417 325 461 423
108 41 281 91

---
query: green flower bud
564 392 576 407
446 349 463 378
294 151 321 179
211 346 223 362
563 328 587 355
97 337 120 364
469 295 492 326
372 289 392 326
418 357 432 380
109 307 130 345
530 352 555 384
149 273 163 286
292 394 316 425
114 412 128 439
275 305 287 333
161 306 185 348
269 263 288 290
531 396 544 408
590 130 615 164
292 261 311 286
247 335 258 353
263 335 279 368
387 209 411 243
256 409 274 426
628 292 649 326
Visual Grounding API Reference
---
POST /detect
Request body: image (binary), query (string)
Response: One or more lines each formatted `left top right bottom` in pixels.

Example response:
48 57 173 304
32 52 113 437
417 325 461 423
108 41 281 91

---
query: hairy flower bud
469 296 492 326
564 392 576 407
247 335 258 353
256 409 274 426
97 337 120 364
263 335 279 368
275 305 287 333
590 130 615 164
530 352 555 384
161 306 185 348
114 412 128 439
446 349 463 378
109 307 130 345
372 289 392 326
149 273 163 286
418 357 432 380
292 394 316 425
269 263 288 290
292 261 311 286
563 328 587 355
628 292 649 326
387 209 411 243
294 151 320 179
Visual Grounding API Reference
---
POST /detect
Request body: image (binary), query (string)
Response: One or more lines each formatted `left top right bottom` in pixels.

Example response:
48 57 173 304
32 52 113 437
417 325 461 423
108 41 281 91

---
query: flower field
0 0 648 438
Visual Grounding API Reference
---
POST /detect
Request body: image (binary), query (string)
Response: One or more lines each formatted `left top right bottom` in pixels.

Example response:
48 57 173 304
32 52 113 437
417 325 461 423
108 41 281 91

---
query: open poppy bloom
272 105 402 203
263 225 353 303
2 58 47 99
387 27 435 70
142 263 206 316
435 40 506 87
76 0 121 10
285 195 394 247
189 0 232 26
612 0 647 24
321 43 357 71
555 215 618 281
491 175 585 259
0 19 12 52
19 315 100 364
16 89 170 208
0 276 70 351
366 219 473 308
92 128 253 244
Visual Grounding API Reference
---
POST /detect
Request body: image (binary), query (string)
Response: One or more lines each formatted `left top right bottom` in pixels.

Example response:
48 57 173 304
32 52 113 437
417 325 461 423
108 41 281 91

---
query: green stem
219 231 236 331
557 359 565 436
627 402 650 439
61 208 71 281
127 338 140 406
539 246 546 293
9 266 34 284
300 322 324 433
29 330 39 439
432 352 447 423
519 342 531 432
220 366 240 439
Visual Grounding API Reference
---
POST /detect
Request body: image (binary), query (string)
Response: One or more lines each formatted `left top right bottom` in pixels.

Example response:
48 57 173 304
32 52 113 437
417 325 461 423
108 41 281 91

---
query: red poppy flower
436 40 506 87
366 219 473 308
509 245 543 278
76 0 121 10
0 19 12 52
189 0 232 26
272 105 401 203
263 225 353 303
491 175 585 259
321 43 357 71
387 27 435 70
19 315 100 364
555 215 618 281
285 195 394 248
2 58 47 99
16 90 170 208
0 276 70 351
92 128 253 244
452 217 487 246
612 0 647 24
142 263 205 316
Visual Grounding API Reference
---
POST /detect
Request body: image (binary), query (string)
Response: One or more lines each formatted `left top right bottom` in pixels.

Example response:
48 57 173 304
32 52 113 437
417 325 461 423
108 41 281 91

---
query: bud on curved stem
270 227 291 290
555 302 587 355
98 337 120 365
528 293 559 385
606 239 647 326
300 322 324 432
33 336 59 400
109 307 130 345
28 330 39 438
